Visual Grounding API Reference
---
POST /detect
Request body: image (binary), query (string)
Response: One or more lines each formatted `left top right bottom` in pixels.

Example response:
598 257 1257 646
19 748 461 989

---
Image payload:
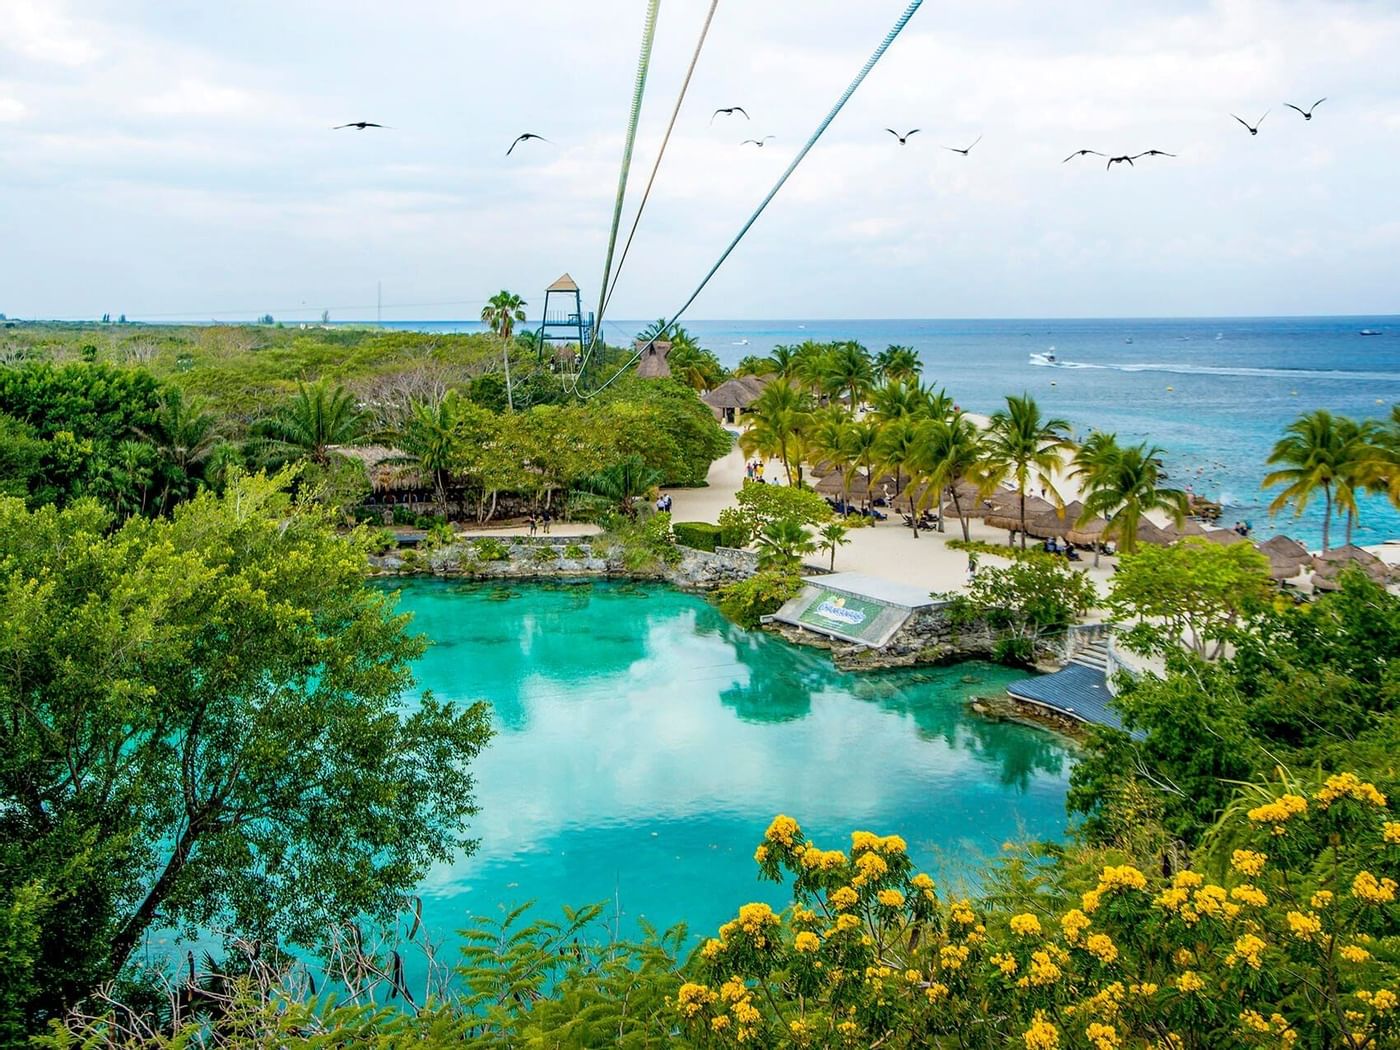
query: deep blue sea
351 316 1400 548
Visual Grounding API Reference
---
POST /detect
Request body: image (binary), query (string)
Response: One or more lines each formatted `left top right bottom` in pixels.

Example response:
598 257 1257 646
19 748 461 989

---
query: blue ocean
362 316 1400 549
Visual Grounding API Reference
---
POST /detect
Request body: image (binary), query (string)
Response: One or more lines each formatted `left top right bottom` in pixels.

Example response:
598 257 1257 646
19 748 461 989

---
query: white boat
1360 329 1382 336
1029 349 1058 366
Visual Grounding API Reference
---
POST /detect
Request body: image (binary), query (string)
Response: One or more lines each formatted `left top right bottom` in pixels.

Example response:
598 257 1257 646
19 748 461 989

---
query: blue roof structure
1006 664 1127 732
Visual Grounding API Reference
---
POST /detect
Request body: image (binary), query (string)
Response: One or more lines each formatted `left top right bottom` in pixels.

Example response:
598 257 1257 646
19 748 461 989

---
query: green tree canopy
0 473 491 1027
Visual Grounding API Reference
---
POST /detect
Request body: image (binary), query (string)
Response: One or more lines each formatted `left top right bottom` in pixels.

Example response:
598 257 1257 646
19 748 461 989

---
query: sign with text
796 590 888 643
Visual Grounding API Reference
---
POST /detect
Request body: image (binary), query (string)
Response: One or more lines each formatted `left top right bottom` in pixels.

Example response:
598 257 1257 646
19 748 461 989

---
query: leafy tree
397 392 468 519
754 518 817 570
916 411 983 540
944 557 1097 664
1074 436 1187 554
867 378 932 425
733 482 832 537
0 412 45 500
1263 409 1365 551
715 568 803 629
578 454 666 517
820 341 875 408
977 393 1072 549
733 354 777 378
738 379 812 486
136 387 222 512
875 344 922 383
816 521 850 571
0 474 491 1026
480 290 527 342
874 416 924 532
1106 538 1273 658
255 379 363 466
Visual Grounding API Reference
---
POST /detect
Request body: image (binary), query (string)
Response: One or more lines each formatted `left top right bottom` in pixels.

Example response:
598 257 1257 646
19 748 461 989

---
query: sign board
796 589 888 644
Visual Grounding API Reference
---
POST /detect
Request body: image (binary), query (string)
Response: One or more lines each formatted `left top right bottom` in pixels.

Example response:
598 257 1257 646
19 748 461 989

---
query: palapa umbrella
1201 528 1250 546
1162 518 1211 541
814 469 896 502
1026 500 1084 540
1134 518 1173 547
985 495 1057 536
1311 545 1391 590
1066 513 1109 548
1257 535 1311 581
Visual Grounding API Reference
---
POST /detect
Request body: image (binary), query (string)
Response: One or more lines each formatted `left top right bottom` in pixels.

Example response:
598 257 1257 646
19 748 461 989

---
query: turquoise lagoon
389 578 1074 946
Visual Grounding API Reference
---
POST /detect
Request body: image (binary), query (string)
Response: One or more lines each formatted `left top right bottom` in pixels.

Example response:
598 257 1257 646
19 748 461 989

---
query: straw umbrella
1201 528 1250 547
1311 544 1392 590
1162 518 1211 542
1257 535 1311 582
1134 518 1173 547
985 495 1056 544
1026 500 1084 540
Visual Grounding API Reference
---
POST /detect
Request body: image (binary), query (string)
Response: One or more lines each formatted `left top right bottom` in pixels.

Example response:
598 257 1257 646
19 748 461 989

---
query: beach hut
1162 518 1211 542
1311 545 1392 590
1134 518 1174 547
634 339 673 379
701 376 768 424
1201 528 1250 546
1066 514 1110 549
814 469 896 502
985 495 1056 538
1026 500 1084 540
1257 535 1312 582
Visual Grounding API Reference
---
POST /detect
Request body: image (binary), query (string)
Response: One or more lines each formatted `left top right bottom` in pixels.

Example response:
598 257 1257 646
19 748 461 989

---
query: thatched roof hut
634 339 673 379
1257 535 1312 581
1026 500 1084 540
333 445 425 492
985 495 1056 535
702 375 769 421
1134 518 1174 547
1201 528 1250 546
1312 545 1392 590
814 469 897 501
1162 518 1211 541
1066 515 1109 548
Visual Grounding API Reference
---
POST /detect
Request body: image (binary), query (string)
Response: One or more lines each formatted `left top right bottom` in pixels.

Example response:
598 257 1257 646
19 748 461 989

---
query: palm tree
821 342 876 410
817 521 850 571
734 354 778 378
868 380 932 426
399 393 465 520
1077 439 1187 556
1365 405 1400 509
977 393 1073 548
256 379 363 466
915 411 984 541
738 379 812 487
754 518 817 570
875 416 924 533
138 387 221 512
806 405 855 481
1263 409 1358 552
839 418 883 515
876 345 922 384
481 290 527 341
1335 416 1377 546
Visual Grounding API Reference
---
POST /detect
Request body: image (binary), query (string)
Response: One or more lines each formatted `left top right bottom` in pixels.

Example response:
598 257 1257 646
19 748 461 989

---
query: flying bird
1062 149 1105 163
1106 155 1136 170
1106 150 1176 170
506 133 550 156
1284 98 1327 120
885 128 920 145
943 135 982 155
711 106 750 123
1132 149 1176 159
741 136 775 148
332 122 386 130
1232 111 1268 136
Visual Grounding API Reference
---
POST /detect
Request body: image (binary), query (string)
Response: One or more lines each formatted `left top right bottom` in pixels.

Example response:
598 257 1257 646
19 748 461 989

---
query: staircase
1069 638 1111 673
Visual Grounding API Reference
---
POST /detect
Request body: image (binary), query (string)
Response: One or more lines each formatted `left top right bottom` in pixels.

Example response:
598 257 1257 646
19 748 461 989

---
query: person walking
527 514 537 536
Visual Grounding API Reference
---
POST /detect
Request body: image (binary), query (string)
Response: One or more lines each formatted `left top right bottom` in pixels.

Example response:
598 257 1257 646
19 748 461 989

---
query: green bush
471 537 510 562
717 507 751 548
366 528 397 556
562 543 587 560
391 506 416 526
673 521 722 552
714 568 802 629
532 545 559 563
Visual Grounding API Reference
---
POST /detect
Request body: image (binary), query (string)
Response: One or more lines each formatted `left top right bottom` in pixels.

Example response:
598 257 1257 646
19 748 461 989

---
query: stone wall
774 604 1001 671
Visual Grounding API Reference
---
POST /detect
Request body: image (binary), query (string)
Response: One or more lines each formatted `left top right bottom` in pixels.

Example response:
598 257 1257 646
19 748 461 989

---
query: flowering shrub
675 773 1399 1049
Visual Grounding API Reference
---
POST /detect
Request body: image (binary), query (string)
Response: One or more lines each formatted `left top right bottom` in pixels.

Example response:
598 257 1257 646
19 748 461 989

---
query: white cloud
0 96 26 122
139 78 258 117
3 0 98 66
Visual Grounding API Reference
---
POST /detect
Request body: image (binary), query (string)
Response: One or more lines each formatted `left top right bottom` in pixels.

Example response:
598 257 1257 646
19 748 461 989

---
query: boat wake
1029 358 1400 382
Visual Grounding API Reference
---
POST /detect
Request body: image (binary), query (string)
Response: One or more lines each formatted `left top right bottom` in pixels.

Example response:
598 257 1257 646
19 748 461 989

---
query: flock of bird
330 96 1330 171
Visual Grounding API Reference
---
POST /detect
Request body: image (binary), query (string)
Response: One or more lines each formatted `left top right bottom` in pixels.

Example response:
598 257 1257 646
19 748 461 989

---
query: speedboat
1360 329 1382 336
1029 349 1058 366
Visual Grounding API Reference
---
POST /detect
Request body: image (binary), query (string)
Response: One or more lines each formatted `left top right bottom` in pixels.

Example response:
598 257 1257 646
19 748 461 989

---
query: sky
1 0 1399 323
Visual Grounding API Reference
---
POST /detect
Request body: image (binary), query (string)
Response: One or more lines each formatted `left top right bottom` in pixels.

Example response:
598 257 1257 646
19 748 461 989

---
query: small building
634 339 673 379
701 374 769 423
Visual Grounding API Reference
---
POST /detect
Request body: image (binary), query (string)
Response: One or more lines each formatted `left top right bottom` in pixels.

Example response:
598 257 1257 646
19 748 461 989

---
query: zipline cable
592 0 662 352
579 0 925 400
580 0 720 385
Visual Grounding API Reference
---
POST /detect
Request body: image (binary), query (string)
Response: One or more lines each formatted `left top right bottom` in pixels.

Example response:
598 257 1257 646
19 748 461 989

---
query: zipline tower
535 274 594 377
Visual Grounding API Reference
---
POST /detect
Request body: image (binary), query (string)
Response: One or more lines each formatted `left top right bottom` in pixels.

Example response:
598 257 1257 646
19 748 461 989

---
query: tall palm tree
977 393 1073 548
399 392 465 520
915 411 984 541
481 290 528 341
1364 404 1400 509
821 342 876 410
868 380 932 426
738 378 812 487
138 387 221 512
256 380 363 466
768 344 802 379
875 416 924 533
817 521 850 571
806 405 855 483
876 345 922 384
1077 439 1187 555
839 418 883 515
1263 409 1358 552
1334 416 1377 546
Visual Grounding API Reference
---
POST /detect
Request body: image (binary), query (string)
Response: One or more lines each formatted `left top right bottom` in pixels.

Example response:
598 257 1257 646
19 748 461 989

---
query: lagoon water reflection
387 578 1073 945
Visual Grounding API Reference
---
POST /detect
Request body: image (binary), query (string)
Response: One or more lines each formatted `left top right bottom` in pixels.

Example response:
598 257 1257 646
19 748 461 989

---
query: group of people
655 493 673 513
526 511 553 535
1232 520 1254 537
744 461 766 482
1042 535 1082 560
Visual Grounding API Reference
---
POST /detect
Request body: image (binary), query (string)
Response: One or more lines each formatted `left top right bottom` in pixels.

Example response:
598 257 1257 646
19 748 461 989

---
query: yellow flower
1172 870 1204 890
924 981 949 1002
794 931 820 953
792 906 817 925
852 851 888 887
719 976 748 1003
765 814 799 847
911 872 936 891
701 938 723 960
1191 884 1228 918
1352 870 1398 905
1340 944 1372 963
850 830 881 853
1086 1021 1120 1050
736 902 779 937
1246 793 1308 833
1097 864 1149 893
676 982 716 1018
1154 887 1188 912
1060 908 1091 943
1286 910 1322 941
753 844 768 863
834 913 861 933
829 886 859 911
1372 989 1398 1012
1024 1011 1060 1050
1176 971 1205 994
731 999 761 1025
1010 912 1043 936
788 1018 813 1042
949 899 977 925
1131 982 1159 996
1231 849 1268 877
1081 889 1102 914
1314 772 1388 809
1023 949 1062 986
991 952 1019 976
710 1014 730 1031
1230 933 1266 969
1085 933 1118 964
878 834 907 854
939 944 970 971
1310 890 1334 910
877 888 905 908
1384 821 1400 844
1239 1010 1270 1034
904 968 921 983
1230 884 1268 907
